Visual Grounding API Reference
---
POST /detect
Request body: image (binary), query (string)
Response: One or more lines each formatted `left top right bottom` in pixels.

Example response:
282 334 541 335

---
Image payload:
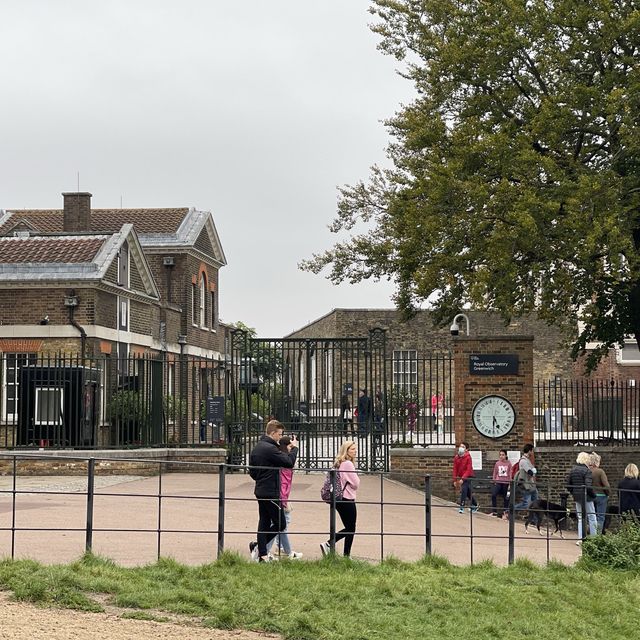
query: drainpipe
64 290 86 361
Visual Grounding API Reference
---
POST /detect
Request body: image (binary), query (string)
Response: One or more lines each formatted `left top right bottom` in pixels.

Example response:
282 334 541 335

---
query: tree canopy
300 0 640 370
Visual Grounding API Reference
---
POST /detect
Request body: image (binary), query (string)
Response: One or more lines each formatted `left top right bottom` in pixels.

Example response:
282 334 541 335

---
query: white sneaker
289 551 303 559
319 542 330 556
249 541 259 562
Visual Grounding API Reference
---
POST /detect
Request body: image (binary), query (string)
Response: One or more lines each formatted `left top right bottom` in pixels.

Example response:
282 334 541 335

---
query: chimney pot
62 192 92 232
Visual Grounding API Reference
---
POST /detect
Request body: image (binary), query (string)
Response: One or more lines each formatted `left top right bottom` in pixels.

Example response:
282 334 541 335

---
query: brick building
0 192 228 447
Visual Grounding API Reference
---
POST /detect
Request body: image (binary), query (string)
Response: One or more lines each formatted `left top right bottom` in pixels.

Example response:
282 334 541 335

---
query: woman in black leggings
320 440 360 557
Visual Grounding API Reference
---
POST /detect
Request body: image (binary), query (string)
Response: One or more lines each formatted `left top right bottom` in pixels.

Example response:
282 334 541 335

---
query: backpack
320 470 343 503
511 461 519 479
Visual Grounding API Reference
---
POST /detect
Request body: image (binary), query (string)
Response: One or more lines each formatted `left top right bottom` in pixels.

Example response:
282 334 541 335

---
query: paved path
0 473 580 566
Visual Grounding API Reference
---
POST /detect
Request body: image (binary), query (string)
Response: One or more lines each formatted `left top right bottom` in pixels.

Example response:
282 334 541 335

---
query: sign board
343 382 353 395
470 450 483 471
507 450 521 466
206 396 225 422
469 354 519 375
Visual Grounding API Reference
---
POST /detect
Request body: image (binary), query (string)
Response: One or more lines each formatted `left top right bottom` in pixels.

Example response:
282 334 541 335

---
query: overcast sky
0 1 413 337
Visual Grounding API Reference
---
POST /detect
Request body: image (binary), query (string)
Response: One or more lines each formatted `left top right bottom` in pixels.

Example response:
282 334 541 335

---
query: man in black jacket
248 420 298 562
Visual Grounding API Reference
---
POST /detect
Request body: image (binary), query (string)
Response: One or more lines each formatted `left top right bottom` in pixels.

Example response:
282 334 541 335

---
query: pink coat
339 460 360 500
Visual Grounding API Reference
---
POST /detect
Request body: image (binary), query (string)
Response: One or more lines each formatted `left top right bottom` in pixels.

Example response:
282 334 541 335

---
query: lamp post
178 335 188 443
450 313 470 336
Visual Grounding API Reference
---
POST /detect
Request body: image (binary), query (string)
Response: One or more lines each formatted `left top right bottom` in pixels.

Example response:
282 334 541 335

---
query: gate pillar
453 335 534 451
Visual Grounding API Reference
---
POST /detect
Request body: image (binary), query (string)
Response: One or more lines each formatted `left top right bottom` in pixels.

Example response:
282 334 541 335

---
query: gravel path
0 592 279 640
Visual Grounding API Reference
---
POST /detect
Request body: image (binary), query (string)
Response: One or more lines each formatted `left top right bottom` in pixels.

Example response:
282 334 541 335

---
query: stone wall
0 448 227 476
390 445 640 506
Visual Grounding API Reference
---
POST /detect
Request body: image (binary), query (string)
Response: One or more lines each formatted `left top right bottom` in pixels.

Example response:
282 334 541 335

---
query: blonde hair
624 463 639 479
589 452 601 467
266 420 284 435
334 440 356 467
576 451 591 465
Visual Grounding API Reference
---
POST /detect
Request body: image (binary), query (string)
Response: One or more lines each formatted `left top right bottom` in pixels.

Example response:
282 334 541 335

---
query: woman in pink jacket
320 440 360 557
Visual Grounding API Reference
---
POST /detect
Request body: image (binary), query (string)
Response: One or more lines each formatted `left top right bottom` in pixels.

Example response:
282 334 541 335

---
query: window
117 241 129 287
324 347 333 401
210 291 216 328
191 282 196 325
393 350 418 392
618 340 640 365
2 353 37 421
35 387 63 425
118 297 129 331
199 276 207 328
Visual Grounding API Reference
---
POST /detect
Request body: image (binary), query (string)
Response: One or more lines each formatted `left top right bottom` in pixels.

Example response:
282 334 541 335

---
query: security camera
450 313 469 336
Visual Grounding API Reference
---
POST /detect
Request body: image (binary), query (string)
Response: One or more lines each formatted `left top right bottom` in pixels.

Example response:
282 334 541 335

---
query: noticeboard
206 396 225 422
469 354 519 375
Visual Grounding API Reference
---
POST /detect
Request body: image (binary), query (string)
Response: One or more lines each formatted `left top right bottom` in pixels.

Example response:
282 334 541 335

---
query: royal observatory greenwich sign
469 354 519 376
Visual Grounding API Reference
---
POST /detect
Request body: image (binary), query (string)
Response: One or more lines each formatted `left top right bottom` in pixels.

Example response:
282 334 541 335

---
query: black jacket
566 463 595 502
618 477 640 516
249 435 298 498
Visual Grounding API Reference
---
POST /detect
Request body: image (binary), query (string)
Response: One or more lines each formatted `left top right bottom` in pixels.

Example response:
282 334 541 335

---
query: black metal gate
227 328 389 471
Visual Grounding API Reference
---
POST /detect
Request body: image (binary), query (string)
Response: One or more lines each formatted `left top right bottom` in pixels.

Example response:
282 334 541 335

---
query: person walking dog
248 420 298 562
320 440 360 557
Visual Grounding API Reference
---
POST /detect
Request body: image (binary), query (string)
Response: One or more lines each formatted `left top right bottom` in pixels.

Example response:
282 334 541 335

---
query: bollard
424 474 432 556
217 464 226 558
85 457 95 554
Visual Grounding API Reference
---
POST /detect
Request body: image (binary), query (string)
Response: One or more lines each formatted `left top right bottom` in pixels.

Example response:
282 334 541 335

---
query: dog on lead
524 493 569 539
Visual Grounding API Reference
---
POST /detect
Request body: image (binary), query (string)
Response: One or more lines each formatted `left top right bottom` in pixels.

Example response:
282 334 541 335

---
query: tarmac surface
0 471 581 566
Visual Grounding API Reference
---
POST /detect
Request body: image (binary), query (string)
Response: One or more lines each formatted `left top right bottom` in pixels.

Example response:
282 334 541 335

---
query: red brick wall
454 336 534 451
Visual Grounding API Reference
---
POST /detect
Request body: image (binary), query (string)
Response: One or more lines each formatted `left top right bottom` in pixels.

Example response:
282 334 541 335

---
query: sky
0 1 414 337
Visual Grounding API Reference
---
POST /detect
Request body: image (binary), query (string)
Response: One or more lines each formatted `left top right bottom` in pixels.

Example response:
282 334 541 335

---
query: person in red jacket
453 442 478 514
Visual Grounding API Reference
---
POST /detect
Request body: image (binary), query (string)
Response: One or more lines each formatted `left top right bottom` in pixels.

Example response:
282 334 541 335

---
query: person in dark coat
248 420 298 562
357 389 372 435
566 451 597 541
618 463 640 518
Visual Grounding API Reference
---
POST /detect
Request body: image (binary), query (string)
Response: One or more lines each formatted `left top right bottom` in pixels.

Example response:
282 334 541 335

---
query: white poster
470 450 483 470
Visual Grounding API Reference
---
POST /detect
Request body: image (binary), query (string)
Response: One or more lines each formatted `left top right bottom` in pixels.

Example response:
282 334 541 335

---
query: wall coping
453 335 534 342
0 448 226 461
390 447 454 458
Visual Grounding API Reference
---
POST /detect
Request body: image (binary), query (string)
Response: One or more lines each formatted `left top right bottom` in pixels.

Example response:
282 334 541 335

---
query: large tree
301 0 640 370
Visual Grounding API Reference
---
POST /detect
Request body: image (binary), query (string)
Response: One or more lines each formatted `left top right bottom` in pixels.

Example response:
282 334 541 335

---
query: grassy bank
0 553 637 640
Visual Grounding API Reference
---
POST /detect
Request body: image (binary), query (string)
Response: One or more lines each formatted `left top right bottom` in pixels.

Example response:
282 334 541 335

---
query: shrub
580 520 640 570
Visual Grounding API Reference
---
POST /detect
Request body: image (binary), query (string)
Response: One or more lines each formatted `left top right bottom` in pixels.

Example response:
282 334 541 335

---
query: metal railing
535 378 640 445
1 454 636 566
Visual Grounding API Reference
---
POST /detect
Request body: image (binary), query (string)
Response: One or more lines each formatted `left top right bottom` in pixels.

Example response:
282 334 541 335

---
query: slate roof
0 208 189 235
0 235 107 264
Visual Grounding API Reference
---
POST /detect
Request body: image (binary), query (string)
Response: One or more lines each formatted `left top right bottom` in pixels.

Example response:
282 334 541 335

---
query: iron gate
226 328 456 471
227 328 389 471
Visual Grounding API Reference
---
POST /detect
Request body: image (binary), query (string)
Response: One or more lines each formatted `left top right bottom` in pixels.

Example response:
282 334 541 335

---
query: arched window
199 275 207 328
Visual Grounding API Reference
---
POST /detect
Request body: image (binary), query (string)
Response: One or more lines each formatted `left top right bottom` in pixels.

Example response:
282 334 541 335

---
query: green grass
0 553 638 640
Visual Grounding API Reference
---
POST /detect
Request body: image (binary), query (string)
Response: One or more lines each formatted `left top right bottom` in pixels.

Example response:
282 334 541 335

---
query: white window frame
34 386 64 426
2 353 37 422
392 349 418 392
324 347 333 402
199 276 207 329
118 296 129 332
191 283 197 326
616 340 640 365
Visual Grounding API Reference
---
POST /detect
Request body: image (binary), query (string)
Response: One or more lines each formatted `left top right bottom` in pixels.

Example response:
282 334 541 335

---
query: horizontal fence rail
1 454 637 567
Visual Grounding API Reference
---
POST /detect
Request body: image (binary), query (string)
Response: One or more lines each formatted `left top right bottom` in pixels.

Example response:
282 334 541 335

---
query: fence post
508 478 515 565
217 464 226 558
424 474 432 556
85 457 95 554
329 468 337 553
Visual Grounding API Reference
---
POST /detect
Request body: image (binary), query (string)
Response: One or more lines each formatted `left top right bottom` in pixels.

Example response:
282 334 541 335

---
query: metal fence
1 454 636 566
535 378 640 445
0 352 227 449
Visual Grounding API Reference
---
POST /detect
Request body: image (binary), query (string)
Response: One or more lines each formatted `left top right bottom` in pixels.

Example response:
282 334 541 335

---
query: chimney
62 192 92 232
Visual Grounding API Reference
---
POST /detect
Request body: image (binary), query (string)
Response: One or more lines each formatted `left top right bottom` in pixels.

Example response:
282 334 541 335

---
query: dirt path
0 592 279 640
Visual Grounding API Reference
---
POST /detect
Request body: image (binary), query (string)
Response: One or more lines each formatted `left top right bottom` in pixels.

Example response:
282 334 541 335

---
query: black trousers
334 499 357 557
256 497 286 557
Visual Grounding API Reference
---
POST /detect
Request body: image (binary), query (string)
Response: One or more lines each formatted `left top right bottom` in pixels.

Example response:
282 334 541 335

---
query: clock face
472 395 516 439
